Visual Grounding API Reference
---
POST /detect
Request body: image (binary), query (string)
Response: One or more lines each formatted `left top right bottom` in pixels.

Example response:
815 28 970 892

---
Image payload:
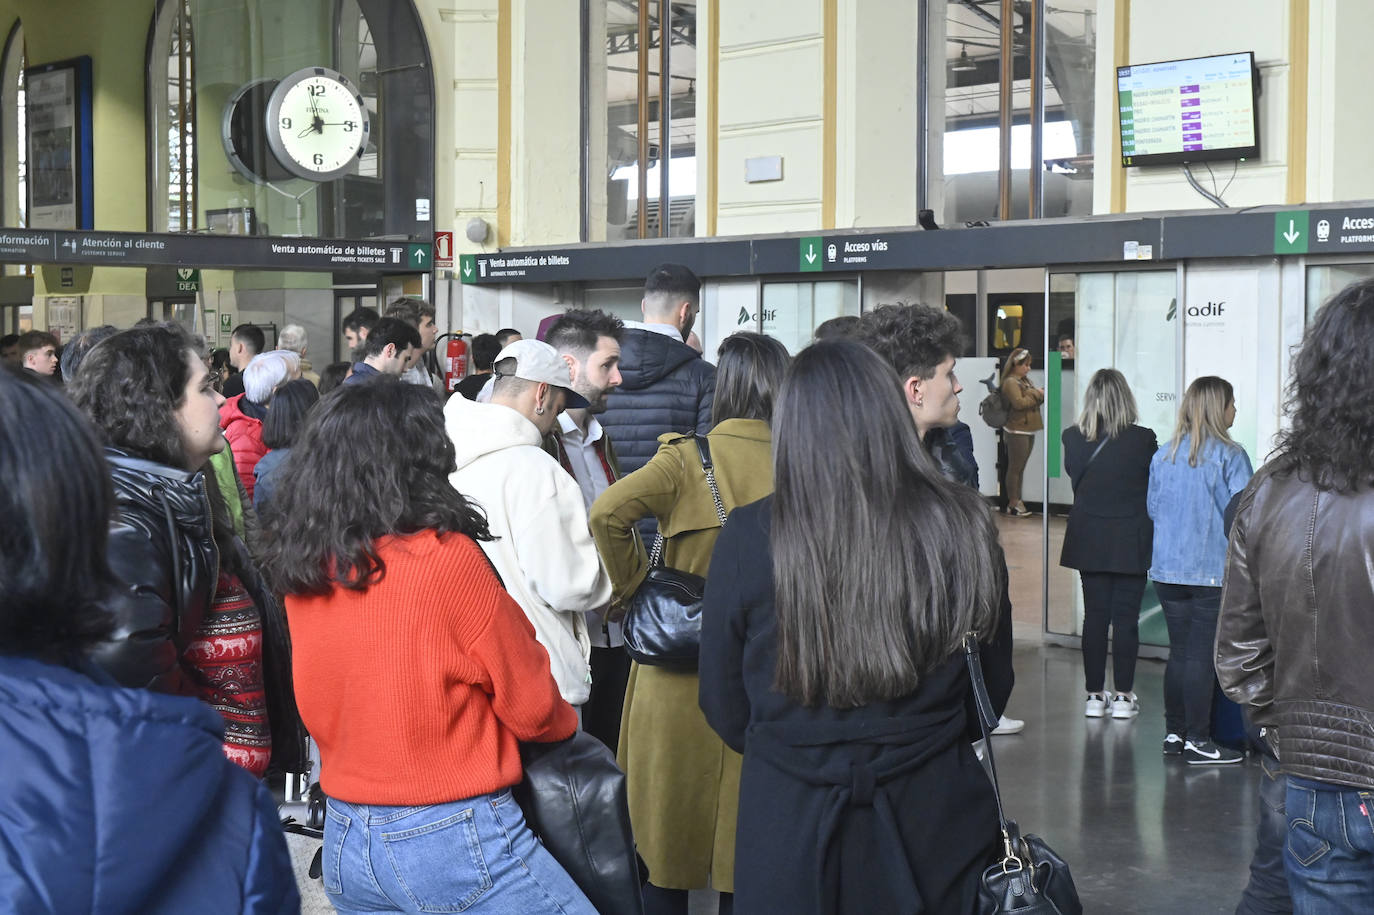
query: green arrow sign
799 236 823 272
406 244 432 270
1274 211 1308 254
459 254 477 284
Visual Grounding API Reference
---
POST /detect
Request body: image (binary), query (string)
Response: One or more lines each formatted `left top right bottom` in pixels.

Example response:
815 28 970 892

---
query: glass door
1044 268 1179 644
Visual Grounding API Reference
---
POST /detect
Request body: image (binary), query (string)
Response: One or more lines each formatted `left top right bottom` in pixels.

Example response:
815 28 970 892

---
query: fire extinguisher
439 333 469 393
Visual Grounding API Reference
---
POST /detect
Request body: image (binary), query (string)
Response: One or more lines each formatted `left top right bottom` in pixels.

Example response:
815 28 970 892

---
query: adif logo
738 306 751 325
1317 219 1331 242
827 243 837 263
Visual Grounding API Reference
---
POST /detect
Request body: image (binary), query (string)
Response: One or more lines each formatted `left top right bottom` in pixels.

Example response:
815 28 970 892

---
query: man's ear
677 299 692 330
560 352 580 384
382 342 397 361
903 375 924 407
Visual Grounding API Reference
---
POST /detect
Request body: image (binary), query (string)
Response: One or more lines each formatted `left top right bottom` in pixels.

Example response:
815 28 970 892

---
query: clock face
265 67 370 182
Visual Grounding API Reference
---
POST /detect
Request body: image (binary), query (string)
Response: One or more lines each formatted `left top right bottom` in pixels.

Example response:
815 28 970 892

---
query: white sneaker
1084 693 1107 718
1110 693 1139 719
992 715 1025 735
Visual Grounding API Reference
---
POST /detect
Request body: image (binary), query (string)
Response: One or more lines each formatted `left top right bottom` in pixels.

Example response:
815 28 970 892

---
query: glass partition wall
1043 267 1179 647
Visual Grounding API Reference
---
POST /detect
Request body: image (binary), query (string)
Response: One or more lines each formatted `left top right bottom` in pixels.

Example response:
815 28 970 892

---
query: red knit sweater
286 531 577 805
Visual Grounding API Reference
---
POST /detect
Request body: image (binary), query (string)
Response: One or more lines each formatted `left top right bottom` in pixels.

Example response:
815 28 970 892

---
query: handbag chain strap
646 435 728 569
963 635 1025 873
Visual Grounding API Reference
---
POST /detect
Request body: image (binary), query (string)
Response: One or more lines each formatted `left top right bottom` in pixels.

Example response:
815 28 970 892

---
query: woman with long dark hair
699 338 1009 912
1148 375 1252 764
260 378 594 914
590 331 791 915
1218 278 1374 906
1061 369 1157 720
0 367 298 911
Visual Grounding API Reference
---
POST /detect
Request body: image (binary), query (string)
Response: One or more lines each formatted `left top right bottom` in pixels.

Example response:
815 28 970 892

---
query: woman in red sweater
261 378 595 915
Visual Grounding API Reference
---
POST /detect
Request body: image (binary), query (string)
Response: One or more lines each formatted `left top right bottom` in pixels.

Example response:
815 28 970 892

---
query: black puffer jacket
94 449 219 696
95 449 308 773
1218 461 1374 789
601 327 715 474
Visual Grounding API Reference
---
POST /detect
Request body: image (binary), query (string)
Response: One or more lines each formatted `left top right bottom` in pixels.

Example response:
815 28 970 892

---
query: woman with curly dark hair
260 378 594 915
1218 277 1374 909
70 324 306 779
0 367 299 911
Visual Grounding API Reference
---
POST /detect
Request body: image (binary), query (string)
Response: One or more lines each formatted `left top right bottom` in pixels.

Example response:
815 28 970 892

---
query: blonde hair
1000 347 1031 382
1165 375 1235 466
1077 368 1138 441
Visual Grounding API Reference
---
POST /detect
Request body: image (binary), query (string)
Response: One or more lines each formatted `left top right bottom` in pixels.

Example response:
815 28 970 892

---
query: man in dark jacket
600 263 715 475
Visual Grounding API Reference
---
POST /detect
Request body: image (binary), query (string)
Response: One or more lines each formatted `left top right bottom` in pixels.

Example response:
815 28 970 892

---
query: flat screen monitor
1117 51 1259 167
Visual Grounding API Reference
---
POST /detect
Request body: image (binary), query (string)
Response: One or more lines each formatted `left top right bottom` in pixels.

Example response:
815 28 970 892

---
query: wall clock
264 66 370 182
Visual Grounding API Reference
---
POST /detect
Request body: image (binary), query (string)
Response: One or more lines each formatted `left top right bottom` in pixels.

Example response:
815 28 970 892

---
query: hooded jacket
600 326 716 475
96 449 219 696
219 394 268 502
0 655 297 913
444 396 611 705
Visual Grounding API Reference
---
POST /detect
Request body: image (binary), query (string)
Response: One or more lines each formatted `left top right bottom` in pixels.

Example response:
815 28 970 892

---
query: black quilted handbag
965 638 1083 915
516 731 645 915
622 435 727 669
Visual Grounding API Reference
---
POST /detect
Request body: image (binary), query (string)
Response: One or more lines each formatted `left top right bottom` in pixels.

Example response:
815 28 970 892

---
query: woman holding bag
1060 369 1157 721
698 339 1009 912
589 332 790 915
1000 346 1045 516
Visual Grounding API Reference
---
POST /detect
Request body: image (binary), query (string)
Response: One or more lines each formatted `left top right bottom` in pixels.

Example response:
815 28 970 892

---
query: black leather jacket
93 449 219 696
1217 461 1374 789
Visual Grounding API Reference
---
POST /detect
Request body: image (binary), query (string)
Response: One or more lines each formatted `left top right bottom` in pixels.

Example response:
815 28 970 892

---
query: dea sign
176 268 201 293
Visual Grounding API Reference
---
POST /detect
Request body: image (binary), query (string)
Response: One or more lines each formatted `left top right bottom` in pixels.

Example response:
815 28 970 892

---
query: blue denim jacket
1147 434 1253 586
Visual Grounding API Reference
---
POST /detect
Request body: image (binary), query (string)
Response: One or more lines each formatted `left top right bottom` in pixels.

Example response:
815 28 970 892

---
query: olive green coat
588 418 774 892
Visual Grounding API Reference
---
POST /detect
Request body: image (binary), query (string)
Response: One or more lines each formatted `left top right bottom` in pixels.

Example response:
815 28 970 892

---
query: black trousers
1079 571 1147 694
583 645 632 752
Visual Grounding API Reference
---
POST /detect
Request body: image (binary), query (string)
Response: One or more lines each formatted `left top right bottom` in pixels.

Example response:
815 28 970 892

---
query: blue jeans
1236 753 1292 914
1285 777 1374 913
1154 581 1221 742
323 790 597 914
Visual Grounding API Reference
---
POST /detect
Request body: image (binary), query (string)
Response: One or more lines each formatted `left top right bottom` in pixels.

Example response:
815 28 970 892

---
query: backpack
979 390 1012 428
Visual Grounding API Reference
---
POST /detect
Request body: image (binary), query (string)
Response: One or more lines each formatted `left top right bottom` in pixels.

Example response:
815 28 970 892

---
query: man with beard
543 308 629 749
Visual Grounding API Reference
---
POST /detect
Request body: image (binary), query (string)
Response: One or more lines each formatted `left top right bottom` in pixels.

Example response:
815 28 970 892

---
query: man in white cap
443 339 612 709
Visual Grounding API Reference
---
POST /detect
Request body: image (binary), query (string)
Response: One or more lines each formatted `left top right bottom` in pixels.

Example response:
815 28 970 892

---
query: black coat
600 327 715 475
1059 424 1157 574
700 498 1011 915
95 449 308 772
94 449 219 696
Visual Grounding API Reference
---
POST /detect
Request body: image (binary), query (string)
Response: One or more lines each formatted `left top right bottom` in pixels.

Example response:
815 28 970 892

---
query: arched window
147 0 194 232
1 20 25 229
146 0 431 241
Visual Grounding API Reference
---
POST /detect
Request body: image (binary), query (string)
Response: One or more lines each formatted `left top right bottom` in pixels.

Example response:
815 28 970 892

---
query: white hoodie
444 395 610 705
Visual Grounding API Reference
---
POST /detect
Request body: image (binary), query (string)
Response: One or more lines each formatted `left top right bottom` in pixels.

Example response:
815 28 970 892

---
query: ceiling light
952 44 977 72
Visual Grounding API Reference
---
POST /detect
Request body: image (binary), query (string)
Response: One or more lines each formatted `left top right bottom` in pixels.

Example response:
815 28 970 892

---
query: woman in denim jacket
1147 376 1252 765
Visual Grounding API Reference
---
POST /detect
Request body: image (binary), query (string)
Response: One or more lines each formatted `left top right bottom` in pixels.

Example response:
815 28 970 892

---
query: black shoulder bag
1068 435 1110 492
966 637 1083 914
622 434 728 669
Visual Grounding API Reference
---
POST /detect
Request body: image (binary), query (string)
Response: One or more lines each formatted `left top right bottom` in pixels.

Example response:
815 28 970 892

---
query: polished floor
687 639 1264 914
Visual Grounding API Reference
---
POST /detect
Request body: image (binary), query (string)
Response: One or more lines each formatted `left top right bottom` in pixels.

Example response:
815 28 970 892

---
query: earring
535 405 545 415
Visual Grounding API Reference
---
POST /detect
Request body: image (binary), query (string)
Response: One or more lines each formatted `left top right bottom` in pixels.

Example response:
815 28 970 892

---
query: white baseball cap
493 338 590 408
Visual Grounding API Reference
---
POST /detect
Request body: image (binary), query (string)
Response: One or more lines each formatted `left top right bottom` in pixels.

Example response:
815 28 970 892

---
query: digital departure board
1117 52 1259 167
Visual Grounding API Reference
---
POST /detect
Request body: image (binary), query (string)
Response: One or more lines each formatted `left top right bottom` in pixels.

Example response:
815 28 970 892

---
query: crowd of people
3 266 1374 912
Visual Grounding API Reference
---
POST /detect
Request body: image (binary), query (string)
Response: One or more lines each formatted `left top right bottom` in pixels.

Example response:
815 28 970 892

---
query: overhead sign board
0 227 431 273
458 240 754 285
